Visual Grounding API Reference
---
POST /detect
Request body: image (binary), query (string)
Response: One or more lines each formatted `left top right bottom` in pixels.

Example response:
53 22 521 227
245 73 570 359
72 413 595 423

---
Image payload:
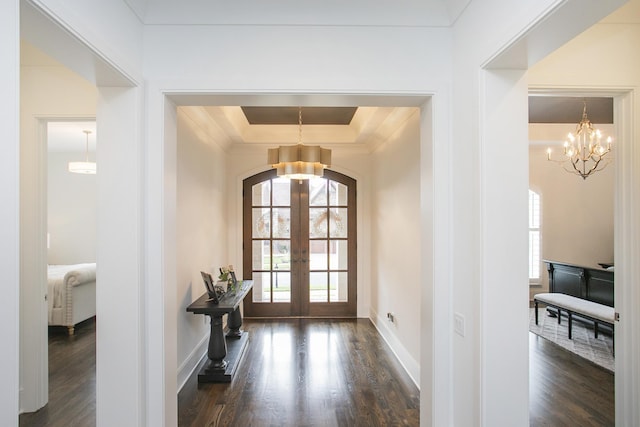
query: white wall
19 1 145 424
176 109 229 388
529 130 614 295
371 109 422 383
0 0 20 424
528 12 640 423
447 0 603 424
6 1 631 426
19 42 97 413
47 151 97 264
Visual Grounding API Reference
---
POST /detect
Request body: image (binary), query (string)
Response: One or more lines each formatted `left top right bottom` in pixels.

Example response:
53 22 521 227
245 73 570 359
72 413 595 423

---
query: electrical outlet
454 312 465 337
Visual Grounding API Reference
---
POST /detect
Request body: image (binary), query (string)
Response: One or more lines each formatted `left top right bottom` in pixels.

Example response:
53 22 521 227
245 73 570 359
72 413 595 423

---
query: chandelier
546 101 612 180
68 130 97 174
267 107 331 180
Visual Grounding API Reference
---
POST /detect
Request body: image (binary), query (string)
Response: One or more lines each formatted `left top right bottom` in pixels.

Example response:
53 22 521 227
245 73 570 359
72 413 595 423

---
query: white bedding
47 263 96 324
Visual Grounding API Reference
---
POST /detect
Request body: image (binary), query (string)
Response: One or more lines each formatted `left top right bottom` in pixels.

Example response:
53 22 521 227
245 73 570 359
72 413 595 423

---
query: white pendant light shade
68 161 97 174
69 130 96 174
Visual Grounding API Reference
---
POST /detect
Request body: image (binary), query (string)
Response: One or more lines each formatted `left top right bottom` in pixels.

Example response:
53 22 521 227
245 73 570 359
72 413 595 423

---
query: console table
186 280 253 382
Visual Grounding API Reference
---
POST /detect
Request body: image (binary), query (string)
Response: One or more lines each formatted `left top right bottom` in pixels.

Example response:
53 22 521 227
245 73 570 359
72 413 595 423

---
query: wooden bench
534 292 615 343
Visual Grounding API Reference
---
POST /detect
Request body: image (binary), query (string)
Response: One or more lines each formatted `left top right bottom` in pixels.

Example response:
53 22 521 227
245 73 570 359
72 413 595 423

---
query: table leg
207 315 227 370
226 307 243 338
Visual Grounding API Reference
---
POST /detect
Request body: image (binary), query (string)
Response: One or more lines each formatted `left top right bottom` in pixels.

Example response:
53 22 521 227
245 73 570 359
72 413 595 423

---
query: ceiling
241 107 358 125
528 97 613 124
122 0 471 27
35 0 640 152
179 105 419 151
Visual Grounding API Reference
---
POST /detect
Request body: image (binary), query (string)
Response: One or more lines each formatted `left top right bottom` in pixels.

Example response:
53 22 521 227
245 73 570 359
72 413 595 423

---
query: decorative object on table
218 265 237 293
201 271 225 304
545 100 613 180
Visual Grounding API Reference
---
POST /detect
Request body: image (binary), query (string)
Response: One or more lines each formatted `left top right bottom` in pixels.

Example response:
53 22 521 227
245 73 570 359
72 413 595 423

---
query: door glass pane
252 272 271 303
309 240 328 270
330 272 348 302
253 208 271 238
309 178 327 206
329 181 348 206
329 208 347 238
273 272 291 302
272 240 291 271
309 208 328 238
252 240 270 270
252 181 270 206
272 208 291 238
310 272 328 302
273 178 291 206
329 240 348 270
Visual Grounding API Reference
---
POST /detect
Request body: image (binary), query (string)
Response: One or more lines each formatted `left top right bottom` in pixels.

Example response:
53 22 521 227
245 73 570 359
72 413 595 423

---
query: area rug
529 307 614 372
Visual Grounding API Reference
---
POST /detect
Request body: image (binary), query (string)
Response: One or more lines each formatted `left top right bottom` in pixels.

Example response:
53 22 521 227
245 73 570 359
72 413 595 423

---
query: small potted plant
218 265 237 293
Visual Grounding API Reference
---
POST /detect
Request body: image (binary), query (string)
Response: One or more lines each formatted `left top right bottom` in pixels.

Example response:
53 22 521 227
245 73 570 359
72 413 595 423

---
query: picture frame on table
200 271 220 303
230 270 238 287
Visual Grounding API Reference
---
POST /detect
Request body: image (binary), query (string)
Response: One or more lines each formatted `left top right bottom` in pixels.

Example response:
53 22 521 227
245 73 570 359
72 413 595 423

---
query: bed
47 263 97 335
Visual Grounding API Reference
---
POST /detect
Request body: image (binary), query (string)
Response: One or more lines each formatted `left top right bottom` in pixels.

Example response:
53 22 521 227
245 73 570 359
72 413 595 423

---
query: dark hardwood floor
178 319 420 426
19 318 96 427
529 332 614 426
18 317 615 426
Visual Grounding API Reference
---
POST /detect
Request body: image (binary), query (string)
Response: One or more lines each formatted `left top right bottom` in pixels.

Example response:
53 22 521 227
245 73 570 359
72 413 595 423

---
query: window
528 190 541 283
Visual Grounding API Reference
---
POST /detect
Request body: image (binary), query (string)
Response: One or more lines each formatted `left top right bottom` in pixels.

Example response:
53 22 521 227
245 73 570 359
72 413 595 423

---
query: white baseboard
177 334 208 393
370 308 420 389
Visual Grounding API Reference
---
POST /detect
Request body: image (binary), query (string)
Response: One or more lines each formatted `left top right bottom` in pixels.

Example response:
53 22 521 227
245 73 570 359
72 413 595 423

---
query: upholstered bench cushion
534 292 615 324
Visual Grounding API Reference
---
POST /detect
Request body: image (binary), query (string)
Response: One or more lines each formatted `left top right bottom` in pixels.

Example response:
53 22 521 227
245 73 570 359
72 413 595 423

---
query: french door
243 169 357 317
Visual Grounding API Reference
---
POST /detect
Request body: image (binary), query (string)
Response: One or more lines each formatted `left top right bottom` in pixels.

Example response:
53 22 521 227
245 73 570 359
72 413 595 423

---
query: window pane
253 208 271 238
273 272 291 302
329 181 348 206
529 230 540 279
310 272 328 302
309 240 328 270
273 208 291 238
252 240 270 270
252 272 271 303
309 208 328 238
329 240 348 270
272 178 290 206
329 208 347 238
309 178 327 206
272 240 291 271
252 181 270 206
529 190 540 228
330 272 348 302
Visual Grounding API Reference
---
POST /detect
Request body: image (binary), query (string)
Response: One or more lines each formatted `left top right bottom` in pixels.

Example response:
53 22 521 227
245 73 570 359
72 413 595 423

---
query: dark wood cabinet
545 260 614 307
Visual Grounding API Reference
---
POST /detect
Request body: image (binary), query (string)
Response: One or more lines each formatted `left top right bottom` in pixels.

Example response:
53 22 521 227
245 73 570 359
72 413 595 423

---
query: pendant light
68 130 97 174
267 107 331 179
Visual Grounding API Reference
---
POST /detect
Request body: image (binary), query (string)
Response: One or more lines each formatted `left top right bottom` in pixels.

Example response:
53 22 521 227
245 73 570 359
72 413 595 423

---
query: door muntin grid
251 178 292 303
